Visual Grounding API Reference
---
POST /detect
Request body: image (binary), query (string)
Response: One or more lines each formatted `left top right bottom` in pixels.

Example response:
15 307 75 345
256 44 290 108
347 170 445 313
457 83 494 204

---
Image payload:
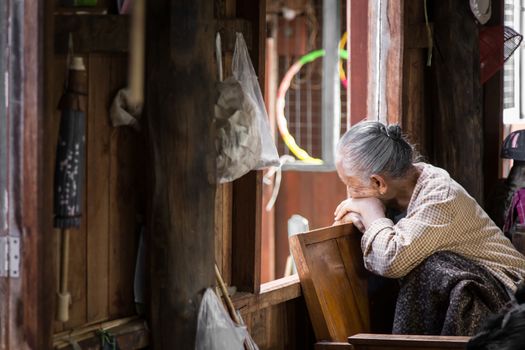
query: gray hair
336 121 416 180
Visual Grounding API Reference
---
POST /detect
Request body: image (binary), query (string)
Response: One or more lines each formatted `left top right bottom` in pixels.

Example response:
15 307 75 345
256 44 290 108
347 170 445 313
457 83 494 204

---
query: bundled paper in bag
215 33 280 183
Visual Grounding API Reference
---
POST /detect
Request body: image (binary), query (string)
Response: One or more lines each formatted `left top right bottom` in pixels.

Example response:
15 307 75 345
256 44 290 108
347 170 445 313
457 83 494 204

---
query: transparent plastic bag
215 33 279 183
231 33 279 169
195 288 247 350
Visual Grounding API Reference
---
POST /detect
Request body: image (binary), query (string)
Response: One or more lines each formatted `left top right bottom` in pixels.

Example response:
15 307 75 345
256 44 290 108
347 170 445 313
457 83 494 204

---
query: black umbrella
53 56 87 322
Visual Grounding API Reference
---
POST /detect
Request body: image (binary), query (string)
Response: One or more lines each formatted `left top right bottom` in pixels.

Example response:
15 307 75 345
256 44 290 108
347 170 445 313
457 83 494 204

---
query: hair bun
386 124 402 140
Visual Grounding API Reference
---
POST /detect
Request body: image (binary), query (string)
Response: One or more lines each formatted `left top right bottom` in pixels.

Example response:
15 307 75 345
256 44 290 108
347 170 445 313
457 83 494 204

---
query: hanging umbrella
54 56 87 323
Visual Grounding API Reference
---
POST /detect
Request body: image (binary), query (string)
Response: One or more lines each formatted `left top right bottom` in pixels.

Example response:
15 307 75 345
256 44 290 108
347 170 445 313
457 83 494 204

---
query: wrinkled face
335 159 380 199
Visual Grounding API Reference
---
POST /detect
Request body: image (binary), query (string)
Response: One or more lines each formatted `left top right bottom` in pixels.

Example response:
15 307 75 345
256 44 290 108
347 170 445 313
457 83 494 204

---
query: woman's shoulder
413 163 454 200
415 163 452 186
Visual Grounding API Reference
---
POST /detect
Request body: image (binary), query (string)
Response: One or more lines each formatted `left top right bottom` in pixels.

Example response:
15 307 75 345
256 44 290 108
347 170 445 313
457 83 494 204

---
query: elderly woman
334 120 525 335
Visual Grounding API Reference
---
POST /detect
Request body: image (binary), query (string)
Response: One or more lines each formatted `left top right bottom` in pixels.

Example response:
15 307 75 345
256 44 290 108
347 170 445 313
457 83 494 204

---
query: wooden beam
402 0 429 157
348 333 470 349
233 274 302 314
231 0 265 294
482 0 504 208
367 0 404 124
0 0 53 347
146 1 215 348
406 24 434 49
315 341 354 350
349 0 369 125
232 171 262 293
385 0 404 125
24 0 52 346
430 0 484 202
0 0 55 348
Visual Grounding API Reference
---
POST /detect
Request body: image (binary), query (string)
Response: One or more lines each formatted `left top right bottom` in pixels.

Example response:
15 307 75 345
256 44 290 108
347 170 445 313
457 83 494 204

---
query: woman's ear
370 174 388 196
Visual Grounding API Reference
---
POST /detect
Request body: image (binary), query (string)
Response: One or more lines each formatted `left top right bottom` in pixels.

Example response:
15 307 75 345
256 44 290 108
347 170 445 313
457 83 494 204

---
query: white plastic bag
215 33 280 183
195 288 247 350
231 33 279 169
215 78 261 183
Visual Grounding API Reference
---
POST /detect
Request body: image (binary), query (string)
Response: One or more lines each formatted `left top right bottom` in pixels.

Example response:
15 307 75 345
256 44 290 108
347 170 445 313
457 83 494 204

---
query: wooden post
482 0 504 206
402 0 429 157
430 0 484 202
349 0 369 125
367 0 404 124
0 0 53 348
146 1 215 348
231 0 265 294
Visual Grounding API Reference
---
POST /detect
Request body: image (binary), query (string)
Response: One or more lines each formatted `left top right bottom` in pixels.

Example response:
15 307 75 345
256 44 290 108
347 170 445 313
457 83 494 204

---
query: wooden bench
289 224 470 350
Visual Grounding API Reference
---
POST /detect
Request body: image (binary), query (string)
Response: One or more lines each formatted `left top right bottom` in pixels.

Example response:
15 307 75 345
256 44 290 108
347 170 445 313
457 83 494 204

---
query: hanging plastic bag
231 33 279 169
215 33 280 183
195 288 248 350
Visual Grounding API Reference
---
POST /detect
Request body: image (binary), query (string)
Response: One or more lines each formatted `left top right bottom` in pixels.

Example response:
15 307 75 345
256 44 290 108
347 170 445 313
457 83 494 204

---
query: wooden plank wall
242 296 315 349
274 172 346 279
50 53 145 333
234 277 316 349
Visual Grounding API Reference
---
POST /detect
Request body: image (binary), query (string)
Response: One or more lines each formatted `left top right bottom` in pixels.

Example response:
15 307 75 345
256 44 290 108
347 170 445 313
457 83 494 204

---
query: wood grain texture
214 8 234 287
50 53 141 333
54 15 129 54
315 342 353 350
261 169 275 283
482 0 504 208
349 0 369 124
108 56 139 320
386 0 404 125
230 0 265 294
20 0 55 347
289 224 370 342
430 0 484 202
56 319 150 350
240 296 315 350
41 8 57 348
215 183 232 285
86 54 111 323
348 333 470 349
233 274 301 314
405 24 434 49
232 171 262 293
0 0 56 347
402 0 429 157
146 1 216 348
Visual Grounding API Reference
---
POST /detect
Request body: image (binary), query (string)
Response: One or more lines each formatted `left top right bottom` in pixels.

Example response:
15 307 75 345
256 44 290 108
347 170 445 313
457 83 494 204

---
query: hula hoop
339 32 348 88
276 49 348 164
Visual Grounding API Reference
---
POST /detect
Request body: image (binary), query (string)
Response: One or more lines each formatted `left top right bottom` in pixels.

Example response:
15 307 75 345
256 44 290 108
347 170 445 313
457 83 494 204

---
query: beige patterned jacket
363 163 525 292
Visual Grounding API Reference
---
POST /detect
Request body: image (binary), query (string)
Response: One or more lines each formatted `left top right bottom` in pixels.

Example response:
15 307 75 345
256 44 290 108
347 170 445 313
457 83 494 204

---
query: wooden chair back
289 223 370 342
